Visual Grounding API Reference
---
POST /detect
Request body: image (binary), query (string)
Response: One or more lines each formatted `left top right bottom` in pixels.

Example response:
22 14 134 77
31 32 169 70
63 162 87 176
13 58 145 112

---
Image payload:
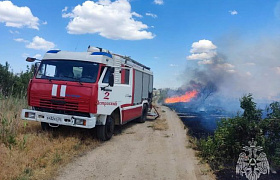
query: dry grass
152 118 168 131
0 97 100 180
150 106 168 131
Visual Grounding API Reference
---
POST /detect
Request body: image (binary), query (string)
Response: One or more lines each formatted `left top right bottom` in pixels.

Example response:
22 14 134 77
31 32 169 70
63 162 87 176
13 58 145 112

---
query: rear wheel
137 105 148 123
96 115 115 141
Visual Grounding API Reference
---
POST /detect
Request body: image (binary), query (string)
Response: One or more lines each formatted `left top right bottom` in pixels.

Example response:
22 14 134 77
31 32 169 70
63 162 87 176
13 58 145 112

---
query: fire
164 90 198 104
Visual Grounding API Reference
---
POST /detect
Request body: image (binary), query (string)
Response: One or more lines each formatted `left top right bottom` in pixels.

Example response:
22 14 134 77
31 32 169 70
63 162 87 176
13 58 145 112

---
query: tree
0 62 33 98
260 102 280 167
240 93 262 121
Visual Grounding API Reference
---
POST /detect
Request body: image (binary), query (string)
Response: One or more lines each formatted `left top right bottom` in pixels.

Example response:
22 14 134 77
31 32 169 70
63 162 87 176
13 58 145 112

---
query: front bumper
21 109 96 129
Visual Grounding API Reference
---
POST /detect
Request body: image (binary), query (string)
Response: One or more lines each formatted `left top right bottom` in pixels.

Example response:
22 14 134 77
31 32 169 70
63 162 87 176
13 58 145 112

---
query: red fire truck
21 46 154 141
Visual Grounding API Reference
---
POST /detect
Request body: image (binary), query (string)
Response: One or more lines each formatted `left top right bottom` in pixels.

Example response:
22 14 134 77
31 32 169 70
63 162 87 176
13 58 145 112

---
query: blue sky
1 0 280 95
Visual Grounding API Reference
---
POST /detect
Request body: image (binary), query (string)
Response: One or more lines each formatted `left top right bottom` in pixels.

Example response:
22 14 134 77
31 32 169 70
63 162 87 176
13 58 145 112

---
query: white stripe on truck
52 84 58 96
60 85 66 97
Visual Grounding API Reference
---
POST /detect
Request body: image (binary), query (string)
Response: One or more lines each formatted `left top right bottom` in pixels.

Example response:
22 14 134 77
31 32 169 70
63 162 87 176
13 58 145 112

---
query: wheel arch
111 107 121 125
142 100 149 110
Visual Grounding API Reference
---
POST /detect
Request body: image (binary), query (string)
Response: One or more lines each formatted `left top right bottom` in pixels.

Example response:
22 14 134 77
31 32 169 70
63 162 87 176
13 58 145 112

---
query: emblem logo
236 139 270 180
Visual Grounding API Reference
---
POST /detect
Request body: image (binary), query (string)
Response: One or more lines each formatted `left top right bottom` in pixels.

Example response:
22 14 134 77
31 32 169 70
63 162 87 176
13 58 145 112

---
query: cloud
132 12 142 18
154 0 164 5
229 10 238 15
22 53 41 59
33 54 42 59
9 30 19 34
198 60 213 65
188 51 217 60
146 13 157 18
190 39 217 53
14 38 29 43
22 53 29 58
187 39 217 61
63 0 154 40
0 1 39 29
62 12 73 18
169 64 178 67
62 6 68 12
26 36 55 50
42 21 47 25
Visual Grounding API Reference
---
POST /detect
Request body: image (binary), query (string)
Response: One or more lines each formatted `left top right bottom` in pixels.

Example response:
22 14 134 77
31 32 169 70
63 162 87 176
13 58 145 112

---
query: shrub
0 62 33 98
197 94 280 171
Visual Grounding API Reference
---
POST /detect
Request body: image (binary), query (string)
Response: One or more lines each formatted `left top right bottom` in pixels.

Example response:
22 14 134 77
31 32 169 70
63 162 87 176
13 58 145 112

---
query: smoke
166 36 280 112
217 36 280 101
183 37 280 100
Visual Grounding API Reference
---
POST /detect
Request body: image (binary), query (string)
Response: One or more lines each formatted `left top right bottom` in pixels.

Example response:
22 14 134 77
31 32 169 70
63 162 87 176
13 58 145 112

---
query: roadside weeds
0 97 101 180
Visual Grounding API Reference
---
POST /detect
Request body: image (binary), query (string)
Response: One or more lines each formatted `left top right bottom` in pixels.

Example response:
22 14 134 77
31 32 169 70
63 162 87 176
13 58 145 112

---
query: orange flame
164 90 198 104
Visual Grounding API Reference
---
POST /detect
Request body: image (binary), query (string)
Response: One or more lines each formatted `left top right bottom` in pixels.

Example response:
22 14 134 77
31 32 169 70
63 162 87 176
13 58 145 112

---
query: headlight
75 118 86 126
25 112 35 119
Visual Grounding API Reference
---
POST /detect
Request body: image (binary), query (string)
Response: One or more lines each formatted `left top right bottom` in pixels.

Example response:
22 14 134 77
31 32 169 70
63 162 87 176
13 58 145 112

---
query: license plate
46 115 61 122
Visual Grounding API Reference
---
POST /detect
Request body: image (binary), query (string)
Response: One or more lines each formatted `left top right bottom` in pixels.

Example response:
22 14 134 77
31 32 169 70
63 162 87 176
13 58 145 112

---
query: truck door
97 67 132 117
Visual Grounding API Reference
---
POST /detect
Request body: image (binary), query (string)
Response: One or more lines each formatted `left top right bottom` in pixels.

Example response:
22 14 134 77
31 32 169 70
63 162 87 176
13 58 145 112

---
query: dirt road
55 106 214 180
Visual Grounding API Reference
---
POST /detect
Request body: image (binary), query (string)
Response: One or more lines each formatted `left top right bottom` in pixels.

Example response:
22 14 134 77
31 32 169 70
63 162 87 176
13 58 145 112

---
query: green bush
0 62 33 98
197 94 280 170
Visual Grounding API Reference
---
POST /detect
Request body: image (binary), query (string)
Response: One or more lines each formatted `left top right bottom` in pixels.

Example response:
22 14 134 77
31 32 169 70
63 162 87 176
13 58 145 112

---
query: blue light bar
47 50 61 53
91 52 112 58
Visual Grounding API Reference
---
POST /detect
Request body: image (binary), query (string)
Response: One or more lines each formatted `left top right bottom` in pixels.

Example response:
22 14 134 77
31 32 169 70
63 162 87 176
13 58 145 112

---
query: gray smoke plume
167 36 280 112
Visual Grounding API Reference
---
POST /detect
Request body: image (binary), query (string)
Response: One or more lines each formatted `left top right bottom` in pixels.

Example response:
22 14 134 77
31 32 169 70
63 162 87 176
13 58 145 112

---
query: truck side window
102 67 114 83
121 69 130 85
36 64 46 78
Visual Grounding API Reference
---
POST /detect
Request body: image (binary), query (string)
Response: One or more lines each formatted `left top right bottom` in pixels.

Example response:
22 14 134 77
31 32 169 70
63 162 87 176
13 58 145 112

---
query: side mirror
26 57 36 62
109 73 114 87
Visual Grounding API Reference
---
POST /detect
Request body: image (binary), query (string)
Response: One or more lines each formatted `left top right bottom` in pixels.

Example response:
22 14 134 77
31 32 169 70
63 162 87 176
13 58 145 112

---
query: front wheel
96 115 115 141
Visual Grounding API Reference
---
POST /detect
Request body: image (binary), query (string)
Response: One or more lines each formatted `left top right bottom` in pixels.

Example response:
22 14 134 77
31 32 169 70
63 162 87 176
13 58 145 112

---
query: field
0 97 100 180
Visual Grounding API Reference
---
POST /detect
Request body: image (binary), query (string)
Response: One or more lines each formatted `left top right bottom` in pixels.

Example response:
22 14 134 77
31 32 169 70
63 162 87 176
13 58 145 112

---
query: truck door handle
125 94 132 97
101 87 112 92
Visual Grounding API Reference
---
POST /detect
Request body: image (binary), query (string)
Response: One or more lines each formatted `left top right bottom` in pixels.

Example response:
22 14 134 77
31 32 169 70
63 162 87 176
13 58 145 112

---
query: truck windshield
36 60 99 83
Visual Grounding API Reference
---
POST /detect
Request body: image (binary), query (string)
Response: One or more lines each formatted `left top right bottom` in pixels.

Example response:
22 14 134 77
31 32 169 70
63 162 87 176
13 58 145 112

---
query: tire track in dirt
55 105 214 180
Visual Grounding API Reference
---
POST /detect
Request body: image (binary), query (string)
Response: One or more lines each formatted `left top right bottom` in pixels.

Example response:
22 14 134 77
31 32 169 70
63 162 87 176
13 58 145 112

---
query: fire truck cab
21 46 153 141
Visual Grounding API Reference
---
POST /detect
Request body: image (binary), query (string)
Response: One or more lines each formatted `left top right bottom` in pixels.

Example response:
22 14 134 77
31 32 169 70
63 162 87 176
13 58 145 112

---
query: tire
96 115 115 141
137 105 148 123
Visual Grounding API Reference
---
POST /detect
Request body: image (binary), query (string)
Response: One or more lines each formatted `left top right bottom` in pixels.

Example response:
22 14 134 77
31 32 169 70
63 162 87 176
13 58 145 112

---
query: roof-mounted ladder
112 53 150 70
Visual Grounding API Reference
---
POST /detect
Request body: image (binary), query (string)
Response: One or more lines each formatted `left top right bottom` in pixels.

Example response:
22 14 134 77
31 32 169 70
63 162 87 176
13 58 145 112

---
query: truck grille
40 98 78 111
